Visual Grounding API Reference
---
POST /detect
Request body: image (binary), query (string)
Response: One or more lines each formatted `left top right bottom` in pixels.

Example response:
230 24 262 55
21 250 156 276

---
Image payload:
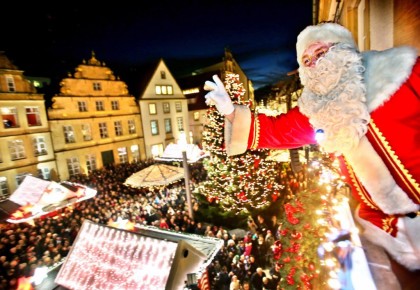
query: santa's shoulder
362 46 418 111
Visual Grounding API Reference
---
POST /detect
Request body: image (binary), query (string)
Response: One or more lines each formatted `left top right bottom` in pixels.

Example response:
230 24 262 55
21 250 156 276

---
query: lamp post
179 132 194 220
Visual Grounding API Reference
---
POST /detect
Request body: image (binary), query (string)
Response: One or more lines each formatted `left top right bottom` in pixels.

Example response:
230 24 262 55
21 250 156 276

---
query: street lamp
178 132 194 220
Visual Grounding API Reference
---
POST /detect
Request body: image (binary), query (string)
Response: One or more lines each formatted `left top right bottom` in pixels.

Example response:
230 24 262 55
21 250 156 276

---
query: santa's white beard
298 44 370 154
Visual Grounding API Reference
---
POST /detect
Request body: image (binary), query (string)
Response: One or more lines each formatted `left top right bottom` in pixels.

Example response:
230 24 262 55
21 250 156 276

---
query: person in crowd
204 22 420 270
250 267 266 290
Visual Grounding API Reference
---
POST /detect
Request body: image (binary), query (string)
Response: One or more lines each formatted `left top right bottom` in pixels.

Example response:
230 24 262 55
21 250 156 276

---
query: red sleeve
248 106 316 150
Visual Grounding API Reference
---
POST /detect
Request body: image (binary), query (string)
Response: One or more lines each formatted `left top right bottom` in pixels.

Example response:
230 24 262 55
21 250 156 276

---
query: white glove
203 75 234 115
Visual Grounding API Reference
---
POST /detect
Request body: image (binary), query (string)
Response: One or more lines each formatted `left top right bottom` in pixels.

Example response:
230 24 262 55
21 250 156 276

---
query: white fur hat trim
296 23 357 65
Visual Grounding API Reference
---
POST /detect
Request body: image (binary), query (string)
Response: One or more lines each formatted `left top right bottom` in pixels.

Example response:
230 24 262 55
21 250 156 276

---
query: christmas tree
199 73 284 214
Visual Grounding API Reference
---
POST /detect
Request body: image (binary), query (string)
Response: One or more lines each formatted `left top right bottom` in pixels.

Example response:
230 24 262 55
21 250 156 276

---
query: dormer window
6 75 15 92
93 82 102 91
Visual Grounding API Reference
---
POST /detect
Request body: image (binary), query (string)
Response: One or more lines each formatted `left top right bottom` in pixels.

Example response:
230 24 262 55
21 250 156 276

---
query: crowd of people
0 159 306 290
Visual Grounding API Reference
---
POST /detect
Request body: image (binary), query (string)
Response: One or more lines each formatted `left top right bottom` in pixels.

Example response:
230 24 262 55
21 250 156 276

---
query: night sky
1 1 313 90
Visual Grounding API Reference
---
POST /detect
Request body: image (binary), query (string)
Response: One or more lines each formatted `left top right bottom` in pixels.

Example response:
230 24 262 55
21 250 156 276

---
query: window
6 75 15 92
175 102 182 112
16 173 30 186
161 71 166 79
193 112 200 121
114 121 123 136
33 136 47 156
99 122 108 138
63 126 76 143
111 100 119 110
150 120 159 135
0 177 9 200
128 120 136 134
38 168 50 180
177 117 184 131
66 157 81 177
164 118 172 133
118 147 128 163
8 140 26 160
86 154 97 172
149 103 157 115
78 101 88 112
155 85 173 95
93 82 102 91
163 102 170 113
96 100 105 111
1 107 19 128
82 124 92 141
151 144 164 157
130 145 139 162
26 107 42 126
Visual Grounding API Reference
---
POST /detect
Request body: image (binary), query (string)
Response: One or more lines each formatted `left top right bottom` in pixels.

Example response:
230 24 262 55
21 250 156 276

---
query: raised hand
203 75 234 115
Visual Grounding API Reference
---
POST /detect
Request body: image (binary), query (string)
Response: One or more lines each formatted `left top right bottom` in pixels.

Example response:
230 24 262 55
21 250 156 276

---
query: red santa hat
296 22 358 66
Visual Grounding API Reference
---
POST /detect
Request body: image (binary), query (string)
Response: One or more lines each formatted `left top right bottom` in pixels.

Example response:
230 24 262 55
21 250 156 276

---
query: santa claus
204 22 420 270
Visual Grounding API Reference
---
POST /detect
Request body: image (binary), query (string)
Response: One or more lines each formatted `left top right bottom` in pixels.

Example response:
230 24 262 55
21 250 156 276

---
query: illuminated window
78 101 88 112
177 117 184 131
163 102 170 113
99 122 108 138
6 75 15 92
193 112 200 121
26 107 42 126
164 118 172 133
86 154 97 172
0 177 9 199
149 103 157 115
96 100 105 111
82 124 92 141
111 100 119 110
16 173 30 186
175 102 182 112
118 147 128 163
93 82 102 91
1 107 19 128
38 168 50 180
128 120 136 134
63 126 75 143
131 145 140 162
33 136 47 156
9 140 26 160
155 85 173 95
150 120 159 135
114 121 123 136
66 157 81 177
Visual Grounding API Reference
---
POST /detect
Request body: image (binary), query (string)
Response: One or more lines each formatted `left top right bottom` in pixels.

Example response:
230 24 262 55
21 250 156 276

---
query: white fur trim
225 105 251 156
355 206 420 270
346 136 419 214
362 46 418 112
296 23 357 66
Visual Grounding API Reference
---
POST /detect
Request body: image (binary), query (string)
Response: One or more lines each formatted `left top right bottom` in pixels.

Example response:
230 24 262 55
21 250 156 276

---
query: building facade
0 52 57 197
138 59 190 159
48 53 146 181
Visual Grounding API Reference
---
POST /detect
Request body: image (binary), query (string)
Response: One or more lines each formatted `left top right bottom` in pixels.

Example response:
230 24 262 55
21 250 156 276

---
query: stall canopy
124 163 185 188
0 175 97 223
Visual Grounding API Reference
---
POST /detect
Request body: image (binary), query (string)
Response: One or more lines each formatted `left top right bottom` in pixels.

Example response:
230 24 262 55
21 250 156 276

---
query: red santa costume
220 23 420 270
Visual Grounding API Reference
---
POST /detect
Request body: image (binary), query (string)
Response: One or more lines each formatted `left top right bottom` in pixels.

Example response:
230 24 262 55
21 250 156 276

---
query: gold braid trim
250 113 260 150
343 157 379 210
382 216 397 235
368 120 420 203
